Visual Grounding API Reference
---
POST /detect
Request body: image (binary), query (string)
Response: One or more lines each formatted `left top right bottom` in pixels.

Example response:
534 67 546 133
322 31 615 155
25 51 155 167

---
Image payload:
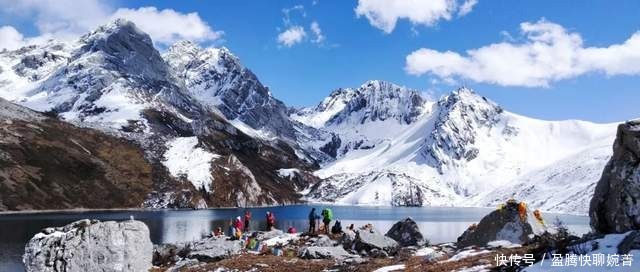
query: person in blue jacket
308 208 320 234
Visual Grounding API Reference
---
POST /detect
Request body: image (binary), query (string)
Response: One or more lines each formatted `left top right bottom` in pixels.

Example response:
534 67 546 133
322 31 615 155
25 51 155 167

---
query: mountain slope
0 20 319 210
0 98 156 210
301 87 617 214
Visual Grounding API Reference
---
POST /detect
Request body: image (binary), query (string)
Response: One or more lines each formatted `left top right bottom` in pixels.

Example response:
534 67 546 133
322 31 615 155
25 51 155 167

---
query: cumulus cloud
310 21 325 44
355 0 477 33
277 26 307 47
405 19 640 87
0 0 222 50
0 26 27 50
111 7 222 44
277 5 330 48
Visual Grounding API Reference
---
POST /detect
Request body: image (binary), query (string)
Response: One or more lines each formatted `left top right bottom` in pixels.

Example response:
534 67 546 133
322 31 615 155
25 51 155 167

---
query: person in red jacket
266 211 276 231
234 216 244 233
243 210 251 232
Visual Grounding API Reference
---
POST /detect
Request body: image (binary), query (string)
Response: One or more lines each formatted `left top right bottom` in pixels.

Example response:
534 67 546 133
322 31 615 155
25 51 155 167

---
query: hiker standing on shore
266 211 276 231
321 208 333 234
243 210 251 232
308 208 320 234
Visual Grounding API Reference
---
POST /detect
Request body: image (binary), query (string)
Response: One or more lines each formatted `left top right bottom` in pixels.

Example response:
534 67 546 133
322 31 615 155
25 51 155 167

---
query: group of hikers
212 207 349 241
213 210 279 240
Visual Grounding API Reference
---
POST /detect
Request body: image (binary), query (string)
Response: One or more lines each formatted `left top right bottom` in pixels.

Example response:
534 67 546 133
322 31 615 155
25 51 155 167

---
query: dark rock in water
186 237 243 262
590 121 640 234
349 228 399 257
456 200 533 248
385 217 428 247
298 246 355 259
23 219 152 272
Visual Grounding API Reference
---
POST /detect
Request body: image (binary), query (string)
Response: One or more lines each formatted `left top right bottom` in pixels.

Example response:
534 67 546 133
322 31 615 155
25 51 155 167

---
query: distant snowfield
162 137 219 192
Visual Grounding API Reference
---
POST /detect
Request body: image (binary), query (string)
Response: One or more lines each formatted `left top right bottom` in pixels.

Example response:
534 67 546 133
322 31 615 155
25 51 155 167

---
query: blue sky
1 0 639 123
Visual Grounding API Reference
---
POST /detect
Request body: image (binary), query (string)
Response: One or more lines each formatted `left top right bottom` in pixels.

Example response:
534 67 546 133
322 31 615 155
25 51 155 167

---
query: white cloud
310 21 325 44
458 0 478 16
0 26 26 50
0 0 222 49
111 7 222 44
277 5 329 48
277 26 307 47
405 19 640 87
355 0 477 34
1 0 112 40
0 25 56 50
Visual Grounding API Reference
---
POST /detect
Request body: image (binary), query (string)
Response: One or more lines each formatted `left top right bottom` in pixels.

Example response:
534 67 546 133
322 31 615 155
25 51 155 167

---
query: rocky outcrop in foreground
457 200 533 248
385 217 428 247
23 219 152 272
590 120 640 233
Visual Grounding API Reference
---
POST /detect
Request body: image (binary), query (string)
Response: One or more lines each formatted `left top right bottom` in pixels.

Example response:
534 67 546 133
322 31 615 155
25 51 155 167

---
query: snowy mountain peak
4 18 203 130
79 19 153 51
163 40 296 139
419 87 504 174
164 41 242 75
293 80 429 128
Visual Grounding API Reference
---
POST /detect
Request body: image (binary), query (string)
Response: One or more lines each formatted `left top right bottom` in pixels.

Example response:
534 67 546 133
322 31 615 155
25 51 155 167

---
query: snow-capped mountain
0 19 319 210
162 41 296 140
298 86 617 214
292 80 431 159
0 18 622 214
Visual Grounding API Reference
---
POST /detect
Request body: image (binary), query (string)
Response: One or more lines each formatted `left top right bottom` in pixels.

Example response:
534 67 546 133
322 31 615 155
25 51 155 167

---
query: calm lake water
0 205 589 271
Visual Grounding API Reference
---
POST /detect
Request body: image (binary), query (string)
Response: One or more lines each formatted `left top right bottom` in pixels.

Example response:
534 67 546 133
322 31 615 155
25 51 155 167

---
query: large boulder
590 121 640 233
313 235 337 247
186 237 243 261
385 217 428 247
348 228 399 256
23 219 152 272
298 246 356 259
457 200 533 248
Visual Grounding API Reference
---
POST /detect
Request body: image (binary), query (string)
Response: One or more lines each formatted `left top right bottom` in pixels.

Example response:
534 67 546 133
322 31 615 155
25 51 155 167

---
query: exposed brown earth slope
0 98 153 210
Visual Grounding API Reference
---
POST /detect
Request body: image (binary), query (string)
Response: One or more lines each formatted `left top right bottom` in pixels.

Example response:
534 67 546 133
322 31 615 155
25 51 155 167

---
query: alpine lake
0 205 589 271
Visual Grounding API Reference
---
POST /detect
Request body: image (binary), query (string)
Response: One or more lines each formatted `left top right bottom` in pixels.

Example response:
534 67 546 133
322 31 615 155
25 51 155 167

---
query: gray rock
353 228 399 256
187 237 243 261
23 219 152 272
153 242 189 266
590 121 640 233
456 200 533 248
385 217 427 247
298 246 355 259
314 235 336 247
255 229 285 241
